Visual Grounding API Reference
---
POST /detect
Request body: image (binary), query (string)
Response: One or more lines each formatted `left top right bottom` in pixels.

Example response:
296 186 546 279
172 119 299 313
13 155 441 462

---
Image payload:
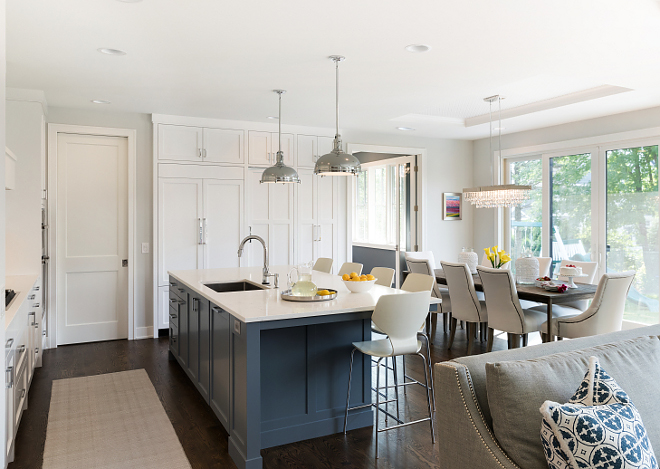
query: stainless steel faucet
237 235 278 286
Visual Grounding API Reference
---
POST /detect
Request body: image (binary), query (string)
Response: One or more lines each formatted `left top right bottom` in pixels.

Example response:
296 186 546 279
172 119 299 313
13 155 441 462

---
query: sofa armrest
434 362 520 469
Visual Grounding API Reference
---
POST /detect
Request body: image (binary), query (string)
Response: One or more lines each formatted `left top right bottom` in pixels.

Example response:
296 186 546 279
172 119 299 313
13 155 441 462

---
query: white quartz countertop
169 266 436 323
5 274 39 330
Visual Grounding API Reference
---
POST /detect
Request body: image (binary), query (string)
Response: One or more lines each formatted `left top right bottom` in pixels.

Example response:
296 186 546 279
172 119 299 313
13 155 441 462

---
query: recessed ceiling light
97 48 126 56
267 116 279 120
405 44 431 53
397 127 415 131
91 100 111 104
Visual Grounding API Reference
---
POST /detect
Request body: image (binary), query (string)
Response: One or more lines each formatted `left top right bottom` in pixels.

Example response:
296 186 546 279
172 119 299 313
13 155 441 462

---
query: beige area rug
43 369 191 469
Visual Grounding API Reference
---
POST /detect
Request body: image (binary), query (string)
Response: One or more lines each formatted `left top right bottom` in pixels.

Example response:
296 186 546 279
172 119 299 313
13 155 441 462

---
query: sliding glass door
604 145 659 324
549 152 593 275
504 141 660 325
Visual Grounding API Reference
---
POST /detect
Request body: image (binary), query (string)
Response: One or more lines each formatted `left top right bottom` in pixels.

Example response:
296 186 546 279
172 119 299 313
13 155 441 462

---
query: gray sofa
434 324 660 468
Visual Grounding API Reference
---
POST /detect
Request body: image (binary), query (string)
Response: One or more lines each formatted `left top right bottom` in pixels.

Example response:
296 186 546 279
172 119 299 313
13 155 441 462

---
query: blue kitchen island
167 266 410 469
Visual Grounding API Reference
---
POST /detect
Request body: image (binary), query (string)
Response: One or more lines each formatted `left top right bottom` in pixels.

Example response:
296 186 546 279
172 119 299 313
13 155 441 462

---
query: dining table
433 268 599 341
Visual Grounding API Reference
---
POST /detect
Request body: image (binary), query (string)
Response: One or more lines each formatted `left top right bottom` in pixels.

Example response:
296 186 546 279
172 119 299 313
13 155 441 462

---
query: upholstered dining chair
338 262 363 277
548 259 600 314
441 261 488 355
371 267 395 288
537 257 553 278
477 266 546 351
540 271 635 339
313 257 333 274
404 251 451 341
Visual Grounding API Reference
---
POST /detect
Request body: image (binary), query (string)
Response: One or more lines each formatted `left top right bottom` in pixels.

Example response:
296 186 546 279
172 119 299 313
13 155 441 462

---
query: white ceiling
8 0 660 140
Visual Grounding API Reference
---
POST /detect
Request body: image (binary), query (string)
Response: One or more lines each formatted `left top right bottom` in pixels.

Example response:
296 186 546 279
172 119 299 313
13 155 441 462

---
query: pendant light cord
335 57 340 137
489 99 493 185
498 96 502 185
278 91 282 154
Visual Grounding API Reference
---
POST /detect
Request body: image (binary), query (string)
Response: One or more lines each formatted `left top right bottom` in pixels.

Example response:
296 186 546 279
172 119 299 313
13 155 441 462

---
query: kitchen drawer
13 356 27 430
169 303 179 329
169 323 179 356
169 280 186 301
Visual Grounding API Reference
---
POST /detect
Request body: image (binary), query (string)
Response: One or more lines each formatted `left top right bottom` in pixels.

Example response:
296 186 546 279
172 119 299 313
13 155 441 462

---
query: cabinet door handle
198 218 204 245
6 338 14 349
169 313 177 319
203 218 208 245
193 297 198 312
35 348 39 355
169 282 177 287
169 298 177 304
212 306 221 313
202 148 207 158
198 148 202 158
28 312 36 326
21 389 25 399
5 367 13 389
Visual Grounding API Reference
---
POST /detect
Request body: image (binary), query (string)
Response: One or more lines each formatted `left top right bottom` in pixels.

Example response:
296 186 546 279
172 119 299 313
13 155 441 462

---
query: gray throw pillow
485 336 660 469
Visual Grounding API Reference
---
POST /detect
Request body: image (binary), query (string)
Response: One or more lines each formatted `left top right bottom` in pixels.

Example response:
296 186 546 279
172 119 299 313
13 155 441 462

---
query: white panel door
159 124 203 161
297 169 315 263
203 179 243 268
56 134 128 345
248 131 272 166
297 135 317 168
158 178 203 286
203 128 243 164
246 168 270 266
272 133 295 167
271 224 292 266
269 182 294 266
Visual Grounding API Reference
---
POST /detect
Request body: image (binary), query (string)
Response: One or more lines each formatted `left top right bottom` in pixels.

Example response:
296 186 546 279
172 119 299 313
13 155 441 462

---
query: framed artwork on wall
443 192 462 220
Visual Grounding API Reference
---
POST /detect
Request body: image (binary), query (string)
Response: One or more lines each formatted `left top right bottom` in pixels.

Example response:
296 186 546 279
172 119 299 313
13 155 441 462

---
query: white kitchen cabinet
203 128 243 164
297 135 335 168
296 169 339 271
246 168 294 267
158 124 244 164
159 124 203 161
157 166 245 329
248 130 294 167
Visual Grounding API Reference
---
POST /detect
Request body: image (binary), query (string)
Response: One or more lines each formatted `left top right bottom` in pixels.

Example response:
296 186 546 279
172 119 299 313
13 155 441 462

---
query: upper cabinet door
248 131 272 166
297 135 317 168
317 136 335 161
272 133 295 167
203 128 244 164
159 124 203 161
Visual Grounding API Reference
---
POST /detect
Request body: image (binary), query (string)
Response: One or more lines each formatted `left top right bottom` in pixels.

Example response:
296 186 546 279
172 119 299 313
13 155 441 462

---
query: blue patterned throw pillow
540 357 658 469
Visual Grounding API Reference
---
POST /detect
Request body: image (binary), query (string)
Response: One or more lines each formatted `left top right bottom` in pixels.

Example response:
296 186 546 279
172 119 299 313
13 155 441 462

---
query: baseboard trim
135 326 154 340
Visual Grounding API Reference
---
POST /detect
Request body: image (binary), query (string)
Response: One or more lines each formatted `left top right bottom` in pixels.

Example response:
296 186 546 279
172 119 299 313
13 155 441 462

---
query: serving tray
281 289 337 302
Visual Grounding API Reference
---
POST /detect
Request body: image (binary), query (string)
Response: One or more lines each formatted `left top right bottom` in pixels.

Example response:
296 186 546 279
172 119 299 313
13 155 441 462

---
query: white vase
458 248 478 274
515 256 539 284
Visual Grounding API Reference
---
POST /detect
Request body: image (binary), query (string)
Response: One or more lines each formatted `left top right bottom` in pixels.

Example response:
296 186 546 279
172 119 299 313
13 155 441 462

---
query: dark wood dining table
433 268 599 341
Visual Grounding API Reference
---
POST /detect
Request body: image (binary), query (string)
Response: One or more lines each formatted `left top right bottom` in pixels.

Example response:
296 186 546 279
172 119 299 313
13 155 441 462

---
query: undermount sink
204 281 267 293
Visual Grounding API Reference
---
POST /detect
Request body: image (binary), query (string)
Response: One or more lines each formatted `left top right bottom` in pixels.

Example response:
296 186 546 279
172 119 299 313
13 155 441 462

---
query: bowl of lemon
341 272 377 293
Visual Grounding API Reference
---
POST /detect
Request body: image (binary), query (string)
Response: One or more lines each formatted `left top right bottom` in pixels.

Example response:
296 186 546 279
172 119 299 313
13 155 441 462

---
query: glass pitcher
288 261 318 296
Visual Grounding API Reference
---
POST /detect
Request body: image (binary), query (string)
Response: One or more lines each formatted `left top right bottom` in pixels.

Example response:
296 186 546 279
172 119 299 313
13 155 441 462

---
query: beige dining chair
338 262 363 277
441 261 488 355
477 266 546 350
540 271 635 339
537 257 552 278
550 259 599 313
371 267 395 288
404 251 451 341
313 257 333 274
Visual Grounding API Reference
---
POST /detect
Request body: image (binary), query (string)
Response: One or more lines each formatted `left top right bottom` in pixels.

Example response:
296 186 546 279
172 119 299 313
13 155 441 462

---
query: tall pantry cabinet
153 116 344 332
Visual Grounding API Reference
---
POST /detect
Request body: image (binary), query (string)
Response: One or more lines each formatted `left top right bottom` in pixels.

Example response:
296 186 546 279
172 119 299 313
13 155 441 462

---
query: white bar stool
344 290 435 458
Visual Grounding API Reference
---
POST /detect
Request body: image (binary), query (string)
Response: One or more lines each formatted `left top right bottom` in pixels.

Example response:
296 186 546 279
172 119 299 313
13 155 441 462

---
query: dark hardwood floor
8 322 508 469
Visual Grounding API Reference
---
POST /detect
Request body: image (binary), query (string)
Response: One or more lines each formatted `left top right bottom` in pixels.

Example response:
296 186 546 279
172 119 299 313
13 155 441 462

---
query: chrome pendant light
314 56 361 176
261 90 301 184
463 95 531 208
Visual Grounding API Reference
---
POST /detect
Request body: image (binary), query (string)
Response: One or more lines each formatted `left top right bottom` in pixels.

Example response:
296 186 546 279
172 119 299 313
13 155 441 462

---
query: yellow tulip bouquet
484 246 511 269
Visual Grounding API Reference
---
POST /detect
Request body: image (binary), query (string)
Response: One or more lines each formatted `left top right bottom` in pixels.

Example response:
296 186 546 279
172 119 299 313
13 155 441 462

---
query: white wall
473 105 660 251
0 0 8 465
5 100 43 276
343 129 474 264
46 108 153 331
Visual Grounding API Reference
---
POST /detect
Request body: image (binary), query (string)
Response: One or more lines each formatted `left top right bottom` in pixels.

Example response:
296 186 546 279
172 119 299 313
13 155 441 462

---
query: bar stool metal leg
375 356 382 458
418 352 436 443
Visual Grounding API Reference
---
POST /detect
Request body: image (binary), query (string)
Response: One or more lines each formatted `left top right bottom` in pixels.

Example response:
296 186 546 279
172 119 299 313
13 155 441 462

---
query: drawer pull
35 348 39 355
29 312 36 326
20 389 25 399
6 367 13 389
170 314 178 319
178 288 185 294
34 286 40 291
28 294 35 300
17 345 26 354
169 298 177 304
6 338 14 349
169 282 177 287
42 330 47 336
33 303 40 308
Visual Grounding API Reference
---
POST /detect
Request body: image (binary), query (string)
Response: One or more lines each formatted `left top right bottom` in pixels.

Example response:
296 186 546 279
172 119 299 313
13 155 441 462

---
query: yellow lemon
366 274 375 281
350 272 359 278
317 290 331 296
360 275 367 280
342 274 350 281
351 277 360 281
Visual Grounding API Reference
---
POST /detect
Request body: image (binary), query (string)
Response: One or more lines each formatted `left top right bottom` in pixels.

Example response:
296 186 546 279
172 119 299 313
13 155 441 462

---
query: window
353 164 407 247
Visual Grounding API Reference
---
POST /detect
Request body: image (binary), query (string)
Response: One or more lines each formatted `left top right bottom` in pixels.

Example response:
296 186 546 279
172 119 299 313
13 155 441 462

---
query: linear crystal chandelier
463 95 531 208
